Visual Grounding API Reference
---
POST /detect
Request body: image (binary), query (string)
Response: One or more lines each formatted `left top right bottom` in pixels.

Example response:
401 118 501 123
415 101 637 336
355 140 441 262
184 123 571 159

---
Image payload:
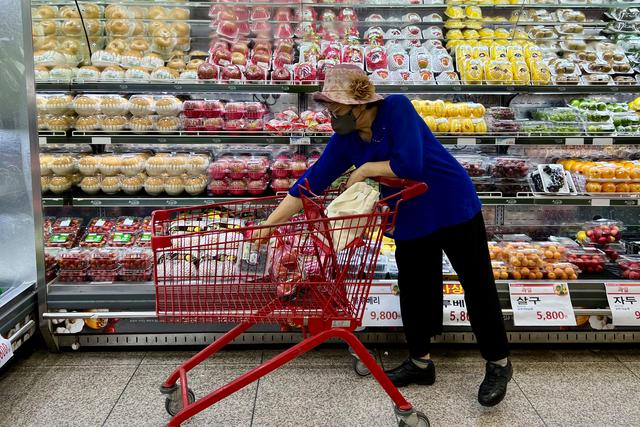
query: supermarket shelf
39 133 640 146
41 194 640 208
0 282 37 337
28 0 640 9
35 82 640 95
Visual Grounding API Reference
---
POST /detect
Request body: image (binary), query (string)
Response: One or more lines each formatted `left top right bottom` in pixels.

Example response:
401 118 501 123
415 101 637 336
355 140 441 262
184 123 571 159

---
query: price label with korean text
442 283 470 326
605 283 640 326
0 335 13 368
509 283 576 326
361 283 402 327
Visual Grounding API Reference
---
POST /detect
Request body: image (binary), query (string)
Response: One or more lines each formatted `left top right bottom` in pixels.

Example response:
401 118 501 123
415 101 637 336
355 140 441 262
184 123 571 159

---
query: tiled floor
2 345 640 427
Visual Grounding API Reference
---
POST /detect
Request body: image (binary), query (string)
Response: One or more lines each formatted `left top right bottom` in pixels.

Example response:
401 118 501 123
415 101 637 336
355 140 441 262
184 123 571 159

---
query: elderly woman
259 65 512 407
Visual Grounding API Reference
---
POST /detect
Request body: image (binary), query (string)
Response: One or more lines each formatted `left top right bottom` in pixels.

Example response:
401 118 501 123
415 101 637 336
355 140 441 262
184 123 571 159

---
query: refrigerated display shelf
40 194 640 208
35 82 640 95
44 280 614 311
38 133 640 146
0 283 37 338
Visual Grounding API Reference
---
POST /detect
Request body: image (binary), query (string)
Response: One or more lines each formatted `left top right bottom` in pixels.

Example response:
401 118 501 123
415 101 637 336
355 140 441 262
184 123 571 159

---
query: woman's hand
252 225 274 247
346 164 369 188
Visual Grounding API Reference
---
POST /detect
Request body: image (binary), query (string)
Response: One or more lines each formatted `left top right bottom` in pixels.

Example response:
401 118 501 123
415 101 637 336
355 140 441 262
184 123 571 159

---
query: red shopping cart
151 177 429 427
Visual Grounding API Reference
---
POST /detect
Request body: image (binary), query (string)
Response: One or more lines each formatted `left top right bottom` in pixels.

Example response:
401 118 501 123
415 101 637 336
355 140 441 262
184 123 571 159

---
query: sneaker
385 358 436 387
478 360 513 407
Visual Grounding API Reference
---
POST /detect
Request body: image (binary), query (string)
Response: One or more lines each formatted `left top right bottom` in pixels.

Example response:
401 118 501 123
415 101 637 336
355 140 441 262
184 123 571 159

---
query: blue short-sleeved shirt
289 94 482 241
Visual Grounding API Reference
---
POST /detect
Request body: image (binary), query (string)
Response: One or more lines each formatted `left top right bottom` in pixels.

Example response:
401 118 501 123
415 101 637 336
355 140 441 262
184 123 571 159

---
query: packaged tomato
116 216 143 232
79 232 108 248
87 217 115 233
108 231 137 247
90 248 121 270
52 217 83 233
59 248 90 270
121 248 153 270
121 268 153 282
89 268 119 282
46 232 77 249
136 231 152 247
59 268 88 282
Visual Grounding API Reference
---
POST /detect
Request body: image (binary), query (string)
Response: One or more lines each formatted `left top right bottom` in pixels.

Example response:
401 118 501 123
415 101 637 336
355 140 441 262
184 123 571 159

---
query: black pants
395 211 509 361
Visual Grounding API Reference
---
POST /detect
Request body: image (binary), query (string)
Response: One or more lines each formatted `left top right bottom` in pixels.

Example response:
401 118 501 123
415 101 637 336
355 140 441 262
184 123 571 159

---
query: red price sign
449 310 470 322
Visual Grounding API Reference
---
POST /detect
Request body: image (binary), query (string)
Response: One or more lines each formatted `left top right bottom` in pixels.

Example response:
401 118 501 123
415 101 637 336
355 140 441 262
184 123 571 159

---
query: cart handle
373 177 428 203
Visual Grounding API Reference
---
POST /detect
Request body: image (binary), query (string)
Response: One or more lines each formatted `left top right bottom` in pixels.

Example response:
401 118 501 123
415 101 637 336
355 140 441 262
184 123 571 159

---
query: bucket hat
312 64 384 105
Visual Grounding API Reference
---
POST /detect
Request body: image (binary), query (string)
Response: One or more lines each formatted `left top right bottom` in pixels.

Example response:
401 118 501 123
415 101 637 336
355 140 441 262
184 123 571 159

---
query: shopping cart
151 177 429 427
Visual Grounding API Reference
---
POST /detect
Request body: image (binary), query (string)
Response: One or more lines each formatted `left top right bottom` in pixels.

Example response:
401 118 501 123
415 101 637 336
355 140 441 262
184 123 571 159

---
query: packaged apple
182 100 204 118
583 219 623 244
181 117 203 132
270 178 292 193
107 231 137 248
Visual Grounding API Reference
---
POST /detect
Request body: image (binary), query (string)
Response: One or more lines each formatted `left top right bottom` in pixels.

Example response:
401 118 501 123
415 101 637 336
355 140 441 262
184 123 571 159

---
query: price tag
457 137 476 145
290 136 310 145
605 283 640 326
442 284 470 326
361 284 402 327
91 137 111 145
38 136 47 144
593 137 613 146
591 198 610 207
496 137 515 146
509 283 576 326
0 335 13 368
566 138 584 145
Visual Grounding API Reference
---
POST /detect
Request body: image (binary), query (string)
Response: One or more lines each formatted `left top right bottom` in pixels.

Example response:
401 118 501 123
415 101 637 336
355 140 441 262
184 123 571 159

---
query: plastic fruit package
582 219 623 244
462 59 484 84
567 247 606 274
530 61 551 85
485 60 513 84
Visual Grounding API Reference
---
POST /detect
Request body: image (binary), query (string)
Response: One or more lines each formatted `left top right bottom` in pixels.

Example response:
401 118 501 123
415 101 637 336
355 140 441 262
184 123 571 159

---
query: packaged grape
491 157 531 179
537 164 574 194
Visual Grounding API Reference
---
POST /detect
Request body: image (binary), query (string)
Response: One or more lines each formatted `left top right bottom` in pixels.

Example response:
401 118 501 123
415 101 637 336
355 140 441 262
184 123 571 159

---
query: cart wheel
165 388 195 417
352 356 371 377
398 411 430 427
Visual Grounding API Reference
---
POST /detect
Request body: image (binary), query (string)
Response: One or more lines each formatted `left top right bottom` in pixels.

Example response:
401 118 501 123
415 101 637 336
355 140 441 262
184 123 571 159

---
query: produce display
489 240 580 280
31 2 640 87
557 159 640 194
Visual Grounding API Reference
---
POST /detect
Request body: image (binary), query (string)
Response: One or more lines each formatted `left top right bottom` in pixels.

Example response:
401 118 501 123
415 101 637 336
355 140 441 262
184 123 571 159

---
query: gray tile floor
1 345 640 427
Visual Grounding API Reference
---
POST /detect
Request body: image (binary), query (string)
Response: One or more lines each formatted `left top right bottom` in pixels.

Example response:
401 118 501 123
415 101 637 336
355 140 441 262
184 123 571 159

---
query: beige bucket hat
313 64 384 105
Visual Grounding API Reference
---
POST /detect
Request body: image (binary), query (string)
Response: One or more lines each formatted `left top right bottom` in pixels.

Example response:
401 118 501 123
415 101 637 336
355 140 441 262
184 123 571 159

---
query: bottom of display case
54 330 640 349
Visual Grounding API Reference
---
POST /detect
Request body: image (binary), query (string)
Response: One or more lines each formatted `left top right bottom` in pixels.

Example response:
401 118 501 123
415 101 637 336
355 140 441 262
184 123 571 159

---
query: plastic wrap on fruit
364 26 385 45
294 63 316 81
370 69 391 82
367 13 385 22
341 44 364 65
401 12 421 23
297 6 317 23
388 49 409 71
531 61 551 85
273 23 293 39
300 42 321 63
364 46 388 72
341 23 360 38
402 25 422 40
512 61 530 85
273 51 294 69
385 28 402 40
320 42 341 61
237 21 250 37
251 6 271 21
250 21 271 36
274 7 293 22
463 59 483 84
320 9 337 23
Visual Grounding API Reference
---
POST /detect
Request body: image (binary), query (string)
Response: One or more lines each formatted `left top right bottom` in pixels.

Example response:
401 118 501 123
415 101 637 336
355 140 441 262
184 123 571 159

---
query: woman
260 65 512 407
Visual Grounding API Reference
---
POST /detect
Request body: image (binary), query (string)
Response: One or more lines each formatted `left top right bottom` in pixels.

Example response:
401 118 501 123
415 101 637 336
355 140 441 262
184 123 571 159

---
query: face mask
331 110 358 135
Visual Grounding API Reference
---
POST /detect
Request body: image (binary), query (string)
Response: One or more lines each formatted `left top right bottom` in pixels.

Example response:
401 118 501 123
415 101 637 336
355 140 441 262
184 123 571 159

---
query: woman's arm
264 194 303 226
346 160 397 188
